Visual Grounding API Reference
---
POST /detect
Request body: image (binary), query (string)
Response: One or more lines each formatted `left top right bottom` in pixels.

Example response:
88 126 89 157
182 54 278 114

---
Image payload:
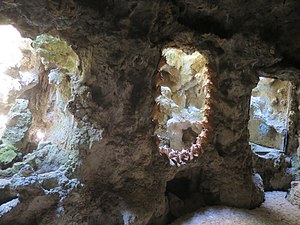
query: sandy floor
171 192 300 225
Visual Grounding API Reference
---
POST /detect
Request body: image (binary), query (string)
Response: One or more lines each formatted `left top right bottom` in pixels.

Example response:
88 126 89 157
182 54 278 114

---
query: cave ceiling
0 0 299 70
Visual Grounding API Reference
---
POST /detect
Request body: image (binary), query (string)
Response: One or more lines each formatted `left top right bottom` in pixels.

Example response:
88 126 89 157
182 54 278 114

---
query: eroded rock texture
287 181 300 208
253 149 294 191
249 78 291 150
0 0 300 225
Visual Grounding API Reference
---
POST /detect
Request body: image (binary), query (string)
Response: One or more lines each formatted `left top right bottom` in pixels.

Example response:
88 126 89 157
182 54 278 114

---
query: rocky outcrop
1 99 32 151
0 145 79 225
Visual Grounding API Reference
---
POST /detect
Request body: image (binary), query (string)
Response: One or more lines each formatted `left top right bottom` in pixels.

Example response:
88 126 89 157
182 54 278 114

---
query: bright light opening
0 114 7 138
153 47 209 166
36 130 45 140
0 25 23 98
0 114 7 127
249 77 292 153
0 25 36 104
0 25 22 67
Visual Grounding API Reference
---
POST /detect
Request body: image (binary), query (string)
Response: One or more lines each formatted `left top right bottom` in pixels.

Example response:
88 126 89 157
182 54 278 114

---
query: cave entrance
249 77 292 153
153 47 209 166
0 25 79 177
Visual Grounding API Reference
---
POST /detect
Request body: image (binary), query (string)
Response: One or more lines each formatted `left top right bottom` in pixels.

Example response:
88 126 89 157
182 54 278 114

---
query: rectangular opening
249 77 292 153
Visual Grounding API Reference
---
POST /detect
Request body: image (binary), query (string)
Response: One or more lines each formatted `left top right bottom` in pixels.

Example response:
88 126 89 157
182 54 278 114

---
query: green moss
32 34 79 74
0 144 17 165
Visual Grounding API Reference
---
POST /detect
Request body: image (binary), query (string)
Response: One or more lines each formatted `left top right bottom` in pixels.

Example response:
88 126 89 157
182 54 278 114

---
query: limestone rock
0 179 17 205
1 99 32 150
0 1 299 224
287 181 300 208
251 173 265 206
253 151 294 191
0 198 20 219
0 174 59 225
32 34 79 74
0 162 28 178
23 142 68 173
0 144 19 170
17 164 35 177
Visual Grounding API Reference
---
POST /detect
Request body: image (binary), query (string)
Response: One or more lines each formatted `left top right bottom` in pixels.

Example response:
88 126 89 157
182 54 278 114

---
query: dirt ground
171 192 300 225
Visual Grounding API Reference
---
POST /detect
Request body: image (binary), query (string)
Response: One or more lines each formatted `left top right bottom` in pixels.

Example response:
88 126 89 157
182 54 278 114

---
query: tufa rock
253 150 294 191
0 179 17 205
287 181 300 208
23 142 68 173
1 99 32 151
0 144 19 170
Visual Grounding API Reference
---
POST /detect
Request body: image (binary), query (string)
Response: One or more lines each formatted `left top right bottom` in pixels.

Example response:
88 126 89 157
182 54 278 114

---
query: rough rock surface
287 181 300 208
253 150 294 191
1 99 32 150
0 0 299 225
23 142 68 173
0 144 19 170
0 179 17 205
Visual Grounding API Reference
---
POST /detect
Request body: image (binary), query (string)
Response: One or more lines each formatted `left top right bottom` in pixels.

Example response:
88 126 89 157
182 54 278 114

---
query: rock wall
287 181 300 208
0 0 300 225
253 149 294 191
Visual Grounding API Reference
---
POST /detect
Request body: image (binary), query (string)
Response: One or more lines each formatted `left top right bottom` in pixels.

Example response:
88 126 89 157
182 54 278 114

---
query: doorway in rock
249 77 292 153
153 47 210 166
0 25 80 199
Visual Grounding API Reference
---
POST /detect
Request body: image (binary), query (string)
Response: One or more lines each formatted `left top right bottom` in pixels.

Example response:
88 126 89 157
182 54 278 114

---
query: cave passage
153 47 209 166
0 25 79 179
249 77 292 153
0 25 41 169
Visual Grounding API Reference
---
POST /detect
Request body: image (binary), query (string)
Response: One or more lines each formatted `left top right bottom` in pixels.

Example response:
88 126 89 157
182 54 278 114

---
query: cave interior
0 0 299 225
